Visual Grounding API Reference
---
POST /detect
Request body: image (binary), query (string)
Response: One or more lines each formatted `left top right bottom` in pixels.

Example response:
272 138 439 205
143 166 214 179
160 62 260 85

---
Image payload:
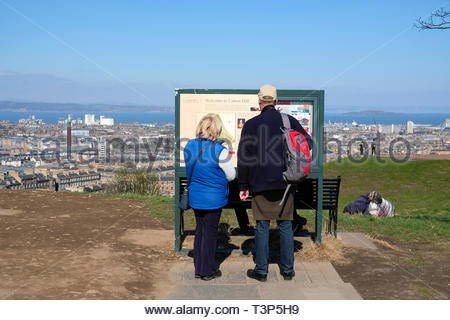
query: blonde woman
183 115 235 280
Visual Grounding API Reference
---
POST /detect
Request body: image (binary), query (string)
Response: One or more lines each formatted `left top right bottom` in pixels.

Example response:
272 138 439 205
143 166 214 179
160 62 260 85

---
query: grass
100 157 450 244
101 193 175 220
413 285 438 298
99 193 246 229
319 157 450 244
400 256 430 266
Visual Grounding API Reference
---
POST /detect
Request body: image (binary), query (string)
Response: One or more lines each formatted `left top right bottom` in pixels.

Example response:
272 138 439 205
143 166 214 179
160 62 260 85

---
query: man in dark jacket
238 84 312 281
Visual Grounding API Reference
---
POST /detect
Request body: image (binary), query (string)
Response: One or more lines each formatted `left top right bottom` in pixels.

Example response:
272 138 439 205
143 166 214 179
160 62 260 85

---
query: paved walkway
166 258 362 299
338 232 378 250
165 232 379 299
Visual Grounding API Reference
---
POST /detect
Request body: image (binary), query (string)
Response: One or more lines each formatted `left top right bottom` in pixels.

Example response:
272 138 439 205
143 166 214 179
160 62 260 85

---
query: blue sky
0 0 449 111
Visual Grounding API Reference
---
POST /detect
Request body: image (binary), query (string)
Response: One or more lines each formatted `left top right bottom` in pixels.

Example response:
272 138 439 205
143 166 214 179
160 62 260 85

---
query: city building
58 115 83 125
19 173 52 190
100 116 114 126
55 171 101 191
62 129 90 137
159 174 174 196
0 175 21 189
85 114 96 125
4 171 53 190
407 121 414 134
18 115 44 125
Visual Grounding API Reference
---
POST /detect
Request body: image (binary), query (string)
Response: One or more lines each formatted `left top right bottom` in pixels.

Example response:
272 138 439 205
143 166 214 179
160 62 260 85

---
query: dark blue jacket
237 105 313 193
343 193 371 215
184 138 228 210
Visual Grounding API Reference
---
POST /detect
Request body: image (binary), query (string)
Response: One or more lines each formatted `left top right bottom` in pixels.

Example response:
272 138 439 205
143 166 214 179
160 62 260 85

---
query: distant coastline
344 110 404 115
325 112 448 126
0 111 174 124
1 111 448 126
0 100 448 126
0 100 173 113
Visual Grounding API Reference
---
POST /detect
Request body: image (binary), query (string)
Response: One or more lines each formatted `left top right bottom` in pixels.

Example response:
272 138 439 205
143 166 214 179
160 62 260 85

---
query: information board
174 89 325 251
179 93 314 166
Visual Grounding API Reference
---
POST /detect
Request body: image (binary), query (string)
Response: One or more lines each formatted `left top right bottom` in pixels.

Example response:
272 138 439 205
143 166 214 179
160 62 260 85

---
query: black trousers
193 208 221 277
234 205 250 229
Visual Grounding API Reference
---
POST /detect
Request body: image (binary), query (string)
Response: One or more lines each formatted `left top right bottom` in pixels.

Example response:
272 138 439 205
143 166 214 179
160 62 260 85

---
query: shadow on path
187 223 308 272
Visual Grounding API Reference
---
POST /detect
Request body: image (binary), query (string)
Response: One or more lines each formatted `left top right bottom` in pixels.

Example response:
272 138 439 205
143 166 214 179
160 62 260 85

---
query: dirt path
333 237 450 299
0 190 178 299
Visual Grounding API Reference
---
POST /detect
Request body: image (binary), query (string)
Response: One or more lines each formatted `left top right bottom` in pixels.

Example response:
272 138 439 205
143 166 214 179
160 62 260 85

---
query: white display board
179 93 313 166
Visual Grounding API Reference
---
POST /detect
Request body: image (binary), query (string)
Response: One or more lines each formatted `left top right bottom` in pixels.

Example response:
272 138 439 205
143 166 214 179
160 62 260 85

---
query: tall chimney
67 121 72 158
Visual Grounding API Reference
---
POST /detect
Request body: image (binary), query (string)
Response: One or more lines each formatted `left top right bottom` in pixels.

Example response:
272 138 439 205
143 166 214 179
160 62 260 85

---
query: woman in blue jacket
184 115 235 281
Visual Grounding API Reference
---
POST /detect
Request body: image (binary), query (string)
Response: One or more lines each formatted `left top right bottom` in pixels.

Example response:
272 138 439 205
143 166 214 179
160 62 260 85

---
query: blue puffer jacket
343 194 370 215
184 138 229 210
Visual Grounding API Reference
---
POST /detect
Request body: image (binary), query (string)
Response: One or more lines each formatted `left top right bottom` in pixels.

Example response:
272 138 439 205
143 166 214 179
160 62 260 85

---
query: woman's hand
240 190 249 201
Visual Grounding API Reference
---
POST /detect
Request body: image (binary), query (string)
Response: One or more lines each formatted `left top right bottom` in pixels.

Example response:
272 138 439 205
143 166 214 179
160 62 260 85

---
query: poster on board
179 93 260 166
276 101 313 136
179 94 314 166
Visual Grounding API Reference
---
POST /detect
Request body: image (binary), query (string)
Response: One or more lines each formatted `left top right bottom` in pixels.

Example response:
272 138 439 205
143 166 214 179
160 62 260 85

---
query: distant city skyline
1 0 449 111
1 110 448 126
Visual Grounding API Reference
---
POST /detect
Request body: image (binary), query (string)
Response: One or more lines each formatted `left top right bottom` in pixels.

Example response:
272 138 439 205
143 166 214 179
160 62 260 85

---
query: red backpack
279 112 312 206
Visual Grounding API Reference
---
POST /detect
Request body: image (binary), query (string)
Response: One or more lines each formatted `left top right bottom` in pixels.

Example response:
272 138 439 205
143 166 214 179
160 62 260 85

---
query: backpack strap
279 112 292 207
280 112 291 130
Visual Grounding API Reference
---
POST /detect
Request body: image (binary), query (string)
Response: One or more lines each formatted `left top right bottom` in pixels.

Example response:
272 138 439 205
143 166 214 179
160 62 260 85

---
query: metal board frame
174 89 324 252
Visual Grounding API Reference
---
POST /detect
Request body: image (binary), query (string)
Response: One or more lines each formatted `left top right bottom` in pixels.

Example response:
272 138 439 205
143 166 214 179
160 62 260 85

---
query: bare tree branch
415 7 450 30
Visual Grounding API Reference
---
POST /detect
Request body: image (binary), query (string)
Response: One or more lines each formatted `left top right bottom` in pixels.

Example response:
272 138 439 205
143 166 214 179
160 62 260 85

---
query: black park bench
291 176 342 238
178 176 341 239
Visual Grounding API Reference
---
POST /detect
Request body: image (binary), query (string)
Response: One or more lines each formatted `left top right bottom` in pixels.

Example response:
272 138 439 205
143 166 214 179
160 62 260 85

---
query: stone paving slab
168 281 362 300
315 261 345 284
167 258 362 300
170 260 345 285
258 282 307 300
259 282 362 300
299 283 362 300
301 262 329 284
338 232 378 250
167 284 261 300
291 267 311 284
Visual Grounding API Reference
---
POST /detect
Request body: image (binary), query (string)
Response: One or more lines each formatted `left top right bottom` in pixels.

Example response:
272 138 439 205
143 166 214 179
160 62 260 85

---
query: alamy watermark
325 132 411 164
28 129 411 170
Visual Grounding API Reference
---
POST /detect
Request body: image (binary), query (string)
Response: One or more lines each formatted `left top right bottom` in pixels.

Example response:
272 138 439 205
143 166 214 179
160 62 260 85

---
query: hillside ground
138 158 450 299
0 158 448 299
0 190 177 299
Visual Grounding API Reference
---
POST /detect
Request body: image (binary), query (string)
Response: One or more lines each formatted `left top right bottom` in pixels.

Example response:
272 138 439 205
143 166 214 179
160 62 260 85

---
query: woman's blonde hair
195 114 222 141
